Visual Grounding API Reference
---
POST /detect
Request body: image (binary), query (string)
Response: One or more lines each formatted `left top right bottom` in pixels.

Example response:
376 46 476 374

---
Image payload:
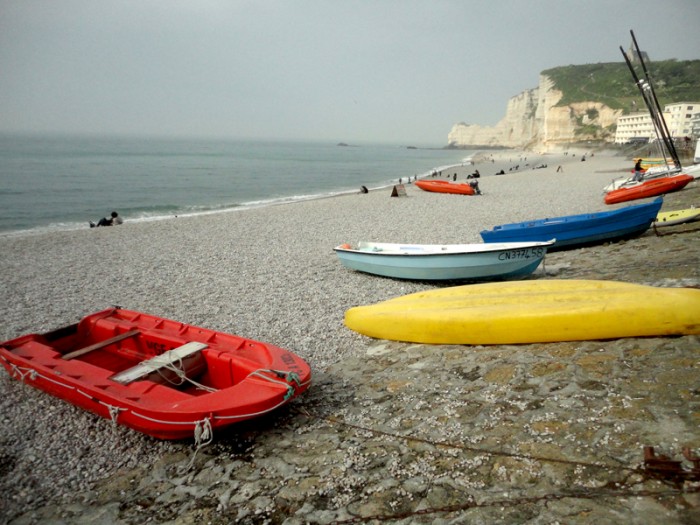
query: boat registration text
497 247 546 261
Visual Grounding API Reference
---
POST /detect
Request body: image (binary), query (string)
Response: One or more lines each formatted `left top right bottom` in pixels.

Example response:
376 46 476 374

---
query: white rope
37 372 74 390
213 397 294 420
9 363 37 382
2 358 309 440
151 355 187 386
144 356 218 393
128 411 200 425
106 403 126 425
183 417 213 472
194 417 213 448
247 369 305 400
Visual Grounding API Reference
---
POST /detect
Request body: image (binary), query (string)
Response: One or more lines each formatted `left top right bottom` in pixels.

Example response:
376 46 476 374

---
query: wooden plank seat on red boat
53 355 200 404
62 330 140 360
110 341 208 385
4 345 192 404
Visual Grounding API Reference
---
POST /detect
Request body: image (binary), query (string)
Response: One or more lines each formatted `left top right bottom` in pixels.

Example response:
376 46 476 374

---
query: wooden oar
62 330 139 360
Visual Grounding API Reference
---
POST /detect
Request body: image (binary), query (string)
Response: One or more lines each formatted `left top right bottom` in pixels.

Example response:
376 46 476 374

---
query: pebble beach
1 149 699 524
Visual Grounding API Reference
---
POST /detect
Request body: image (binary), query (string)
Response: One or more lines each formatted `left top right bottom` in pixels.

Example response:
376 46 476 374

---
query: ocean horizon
0 133 475 236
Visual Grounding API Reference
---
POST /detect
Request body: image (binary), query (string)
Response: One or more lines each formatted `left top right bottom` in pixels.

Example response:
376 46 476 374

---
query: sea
0 134 474 236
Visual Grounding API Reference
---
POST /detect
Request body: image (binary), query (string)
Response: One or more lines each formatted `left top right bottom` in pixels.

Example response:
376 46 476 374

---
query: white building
614 102 700 144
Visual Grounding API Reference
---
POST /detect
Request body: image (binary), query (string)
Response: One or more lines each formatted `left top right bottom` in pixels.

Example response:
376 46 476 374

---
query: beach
1 150 698 524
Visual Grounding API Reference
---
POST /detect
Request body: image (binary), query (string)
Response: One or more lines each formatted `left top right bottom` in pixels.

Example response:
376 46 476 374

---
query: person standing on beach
633 159 644 181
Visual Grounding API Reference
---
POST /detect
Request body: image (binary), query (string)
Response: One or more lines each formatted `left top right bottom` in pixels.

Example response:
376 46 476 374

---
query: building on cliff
614 102 700 144
623 43 649 65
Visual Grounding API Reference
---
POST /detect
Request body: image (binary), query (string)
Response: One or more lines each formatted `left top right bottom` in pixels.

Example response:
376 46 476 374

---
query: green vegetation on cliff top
542 60 700 113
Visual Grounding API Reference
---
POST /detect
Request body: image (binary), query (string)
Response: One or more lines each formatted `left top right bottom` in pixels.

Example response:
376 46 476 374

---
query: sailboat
604 31 694 192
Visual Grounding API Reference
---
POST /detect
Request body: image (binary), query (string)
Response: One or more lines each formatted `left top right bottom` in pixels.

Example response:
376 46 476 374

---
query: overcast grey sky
1 0 699 146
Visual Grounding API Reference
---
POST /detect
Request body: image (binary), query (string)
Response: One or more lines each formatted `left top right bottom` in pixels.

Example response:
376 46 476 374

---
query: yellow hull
344 280 700 345
655 208 700 227
634 157 668 169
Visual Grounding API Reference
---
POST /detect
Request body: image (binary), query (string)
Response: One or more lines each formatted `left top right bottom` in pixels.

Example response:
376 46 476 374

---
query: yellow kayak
655 208 700 227
344 280 700 345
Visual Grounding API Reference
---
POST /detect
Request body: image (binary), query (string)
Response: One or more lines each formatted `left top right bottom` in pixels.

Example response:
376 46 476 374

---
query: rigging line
295 408 643 475
329 486 698 524
629 30 681 168
620 46 666 157
630 30 679 166
619 46 673 173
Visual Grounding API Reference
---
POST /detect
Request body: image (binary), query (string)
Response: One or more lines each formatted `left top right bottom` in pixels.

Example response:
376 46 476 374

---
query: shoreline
0 160 480 240
0 146 607 239
1 150 698 524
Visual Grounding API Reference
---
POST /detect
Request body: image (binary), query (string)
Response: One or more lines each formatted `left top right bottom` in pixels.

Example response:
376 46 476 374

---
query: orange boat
604 174 693 205
415 179 476 195
0 308 311 441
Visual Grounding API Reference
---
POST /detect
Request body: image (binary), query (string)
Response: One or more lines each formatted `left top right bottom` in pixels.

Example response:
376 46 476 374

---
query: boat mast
621 46 665 162
627 30 681 169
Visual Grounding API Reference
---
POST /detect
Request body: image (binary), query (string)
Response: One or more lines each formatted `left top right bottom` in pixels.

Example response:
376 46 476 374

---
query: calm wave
0 134 474 235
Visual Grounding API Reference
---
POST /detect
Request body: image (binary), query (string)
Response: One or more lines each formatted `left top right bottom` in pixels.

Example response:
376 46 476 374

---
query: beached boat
344 279 700 345
654 207 700 227
480 198 663 251
415 179 475 195
333 240 554 281
607 33 687 194
604 174 693 205
604 165 681 192
0 308 312 441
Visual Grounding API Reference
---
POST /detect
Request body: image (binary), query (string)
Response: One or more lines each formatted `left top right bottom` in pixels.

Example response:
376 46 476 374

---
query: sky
1 0 699 146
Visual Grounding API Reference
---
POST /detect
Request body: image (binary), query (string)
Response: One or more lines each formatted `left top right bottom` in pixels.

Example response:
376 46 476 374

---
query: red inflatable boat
415 179 476 195
0 308 312 440
604 174 693 205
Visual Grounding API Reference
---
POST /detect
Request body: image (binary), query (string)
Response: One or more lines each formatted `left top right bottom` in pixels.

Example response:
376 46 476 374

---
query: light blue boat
333 240 554 281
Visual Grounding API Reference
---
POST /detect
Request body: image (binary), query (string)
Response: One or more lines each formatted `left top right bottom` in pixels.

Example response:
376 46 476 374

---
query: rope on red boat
247 369 303 400
183 417 215 471
0 359 311 442
194 417 213 447
107 404 127 426
8 362 37 382
149 357 218 393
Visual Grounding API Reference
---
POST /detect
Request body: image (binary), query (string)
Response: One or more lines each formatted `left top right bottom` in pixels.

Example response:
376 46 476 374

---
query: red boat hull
0 308 312 440
415 179 475 195
604 174 693 205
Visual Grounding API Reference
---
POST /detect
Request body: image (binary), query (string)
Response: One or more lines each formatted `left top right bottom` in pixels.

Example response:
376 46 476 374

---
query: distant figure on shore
556 165 563 173
90 211 123 228
360 185 369 194
633 159 644 181
468 180 481 195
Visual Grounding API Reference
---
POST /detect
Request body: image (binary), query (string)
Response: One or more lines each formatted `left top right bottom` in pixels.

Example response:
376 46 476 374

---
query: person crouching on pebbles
90 211 123 228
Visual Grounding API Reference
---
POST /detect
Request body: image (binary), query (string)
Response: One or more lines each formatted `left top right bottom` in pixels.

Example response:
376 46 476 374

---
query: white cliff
448 74 622 151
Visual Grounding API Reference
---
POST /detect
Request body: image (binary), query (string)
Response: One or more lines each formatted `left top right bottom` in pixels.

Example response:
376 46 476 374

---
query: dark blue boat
480 198 663 251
